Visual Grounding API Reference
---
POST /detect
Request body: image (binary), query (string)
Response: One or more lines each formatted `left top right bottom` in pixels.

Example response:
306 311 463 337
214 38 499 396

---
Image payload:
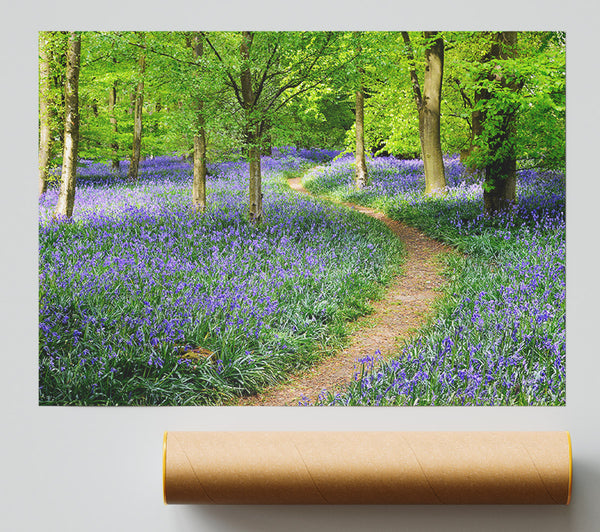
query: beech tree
239 31 263 224
127 33 146 180
54 32 82 219
39 30 564 221
108 57 120 170
38 32 54 195
402 31 446 194
479 32 519 214
191 32 208 212
353 32 368 190
205 31 346 224
38 32 69 194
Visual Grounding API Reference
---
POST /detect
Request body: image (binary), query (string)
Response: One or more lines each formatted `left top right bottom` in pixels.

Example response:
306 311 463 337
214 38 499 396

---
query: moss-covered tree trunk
482 31 518 215
39 32 54 196
54 32 81 219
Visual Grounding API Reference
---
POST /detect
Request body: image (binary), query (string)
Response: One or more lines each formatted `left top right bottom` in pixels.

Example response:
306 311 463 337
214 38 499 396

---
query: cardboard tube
163 431 572 505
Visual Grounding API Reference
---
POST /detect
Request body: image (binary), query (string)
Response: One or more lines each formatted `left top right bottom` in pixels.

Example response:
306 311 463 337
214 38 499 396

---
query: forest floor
237 176 455 406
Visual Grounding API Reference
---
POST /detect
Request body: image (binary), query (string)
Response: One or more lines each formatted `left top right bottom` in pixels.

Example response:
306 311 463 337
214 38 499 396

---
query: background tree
275 87 354 149
127 32 146 180
38 32 54 195
443 31 565 180
40 30 564 219
239 31 263 224
191 32 208 212
510 31 565 171
54 32 82 219
108 56 120 170
38 32 69 194
205 31 345 224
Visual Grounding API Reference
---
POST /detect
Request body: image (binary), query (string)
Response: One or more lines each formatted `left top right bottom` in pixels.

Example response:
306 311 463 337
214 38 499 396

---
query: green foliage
449 31 566 172
39 31 69 166
41 31 565 184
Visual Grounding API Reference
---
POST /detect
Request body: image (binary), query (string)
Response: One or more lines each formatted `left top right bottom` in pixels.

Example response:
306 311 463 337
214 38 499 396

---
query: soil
237 177 454 406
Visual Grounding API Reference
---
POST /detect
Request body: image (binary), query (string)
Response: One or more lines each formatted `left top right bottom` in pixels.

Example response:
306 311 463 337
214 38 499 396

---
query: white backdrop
3 2 599 530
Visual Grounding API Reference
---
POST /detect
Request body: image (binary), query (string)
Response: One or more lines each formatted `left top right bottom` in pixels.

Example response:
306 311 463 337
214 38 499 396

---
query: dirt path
237 177 454 406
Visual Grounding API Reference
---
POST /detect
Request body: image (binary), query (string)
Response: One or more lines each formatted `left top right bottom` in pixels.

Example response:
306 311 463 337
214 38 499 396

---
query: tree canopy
40 30 566 216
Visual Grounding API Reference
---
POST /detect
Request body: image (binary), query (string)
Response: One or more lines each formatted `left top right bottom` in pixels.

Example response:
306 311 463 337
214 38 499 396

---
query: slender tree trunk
50 32 68 155
108 73 119 171
191 32 207 212
482 31 518 215
128 35 145 180
240 31 263 225
247 127 262 225
355 87 368 189
402 31 446 195
192 133 207 210
354 34 368 190
39 32 54 195
54 32 81 219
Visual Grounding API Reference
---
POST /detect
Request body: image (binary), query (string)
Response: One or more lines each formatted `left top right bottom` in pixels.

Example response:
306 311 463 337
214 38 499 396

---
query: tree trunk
248 128 262 225
420 32 446 194
50 32 68 155
128 36 145 180
108 74 119 171
54 32 81 219
483 156 517 214
191 32 207 212
402 31 446 195
482 32 518 215
39 32 54 195
240 31 263 225
354 34 368 190
192 132 207 211
355 87 368 189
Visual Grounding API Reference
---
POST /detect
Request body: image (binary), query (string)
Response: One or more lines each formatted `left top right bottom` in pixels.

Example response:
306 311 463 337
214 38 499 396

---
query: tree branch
203 33 244 108
452 77 473 109
123 37 199 68
253 35 280 106
401 31 422 109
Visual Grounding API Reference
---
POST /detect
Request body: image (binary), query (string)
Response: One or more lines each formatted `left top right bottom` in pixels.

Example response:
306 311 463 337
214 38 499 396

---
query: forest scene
38 31 565 406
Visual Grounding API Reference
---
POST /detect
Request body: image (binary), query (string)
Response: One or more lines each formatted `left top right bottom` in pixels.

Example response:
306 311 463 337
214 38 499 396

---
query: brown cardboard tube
163 431 572 505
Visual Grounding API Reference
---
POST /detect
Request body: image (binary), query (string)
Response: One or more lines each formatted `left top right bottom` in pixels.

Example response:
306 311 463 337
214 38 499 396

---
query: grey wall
3 2 598 530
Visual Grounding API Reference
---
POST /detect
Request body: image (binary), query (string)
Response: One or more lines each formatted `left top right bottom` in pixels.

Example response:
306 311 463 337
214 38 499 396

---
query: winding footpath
238 177 454 406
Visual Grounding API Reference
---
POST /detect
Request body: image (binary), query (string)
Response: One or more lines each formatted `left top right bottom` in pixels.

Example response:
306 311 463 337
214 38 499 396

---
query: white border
2 1 598 530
